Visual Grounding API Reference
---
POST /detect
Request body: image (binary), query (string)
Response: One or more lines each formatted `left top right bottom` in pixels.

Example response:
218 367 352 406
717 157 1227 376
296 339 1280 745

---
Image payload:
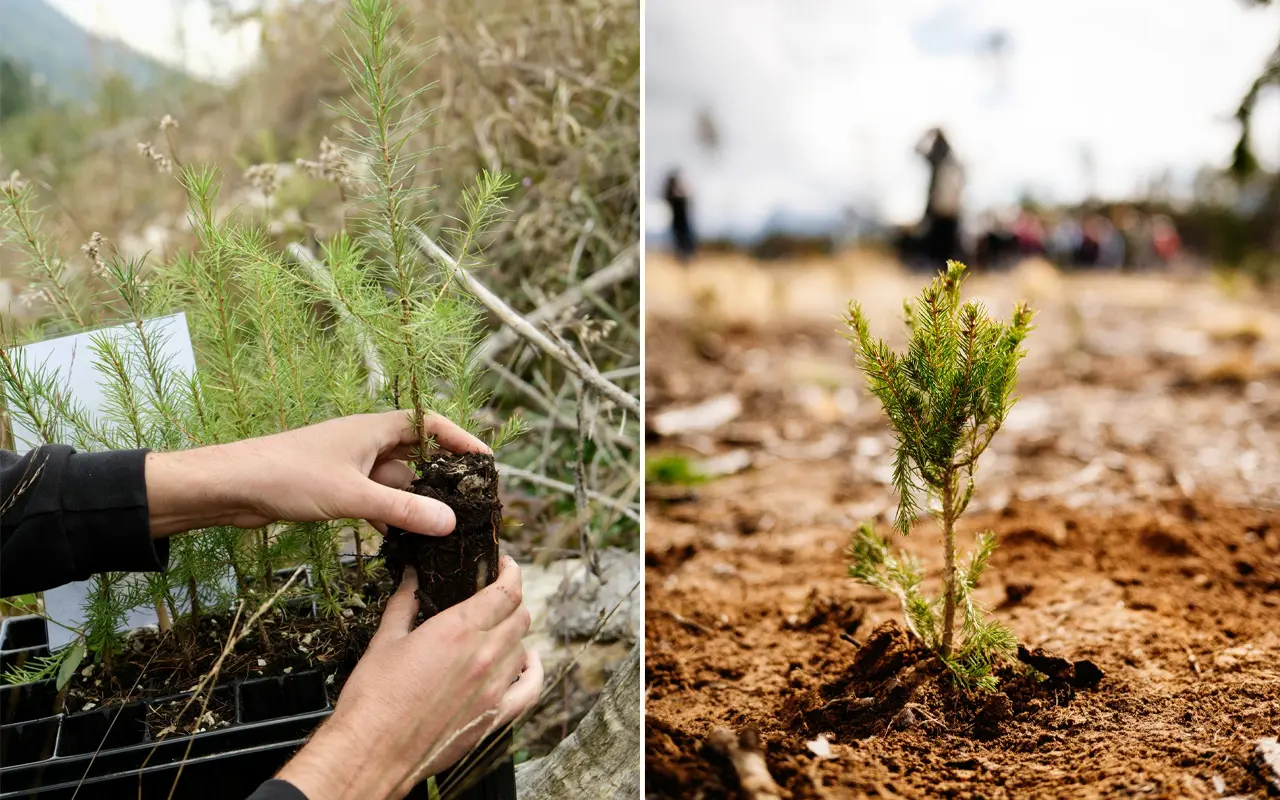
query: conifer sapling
844 260 1033 689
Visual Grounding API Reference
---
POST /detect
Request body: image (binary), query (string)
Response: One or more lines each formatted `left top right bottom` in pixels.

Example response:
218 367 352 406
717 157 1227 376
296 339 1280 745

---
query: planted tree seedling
844 260 1033 688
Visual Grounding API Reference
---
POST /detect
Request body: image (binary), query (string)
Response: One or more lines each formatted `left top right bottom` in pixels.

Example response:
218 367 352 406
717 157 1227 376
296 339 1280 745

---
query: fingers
484 586 532 646
370 459 415 490
497 649 544 726
453 556 523 631
372 569 419 644
370 410 491 458
422 413 492 456
353 481 456 536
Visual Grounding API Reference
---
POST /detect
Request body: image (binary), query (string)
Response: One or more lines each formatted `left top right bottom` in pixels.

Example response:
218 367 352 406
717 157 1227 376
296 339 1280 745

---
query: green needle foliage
0 0 522 671
844 260 1033 689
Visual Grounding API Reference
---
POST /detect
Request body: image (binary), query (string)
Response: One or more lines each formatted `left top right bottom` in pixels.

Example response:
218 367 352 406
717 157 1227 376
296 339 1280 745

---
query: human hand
145 410 491 538
276 556 543 800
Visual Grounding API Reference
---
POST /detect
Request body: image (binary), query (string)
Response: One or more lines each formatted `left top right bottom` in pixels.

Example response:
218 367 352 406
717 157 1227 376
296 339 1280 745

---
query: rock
1253 738 1280 794
651 394 742 437
549 548 641 644
806 734 834 759
697 449 752 478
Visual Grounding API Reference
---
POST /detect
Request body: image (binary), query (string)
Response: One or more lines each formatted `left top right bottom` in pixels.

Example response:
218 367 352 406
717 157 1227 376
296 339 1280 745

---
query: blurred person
1079 212 1122 269
663 169 697 263
1131 213 1157 269
1077 213 1102 267
1050 213 1083 268
975 210 1016 270
1096 214 1125 269
1012 207 1046 259
1113 206 1145 269
914 127 966 268
1151 214 1181 266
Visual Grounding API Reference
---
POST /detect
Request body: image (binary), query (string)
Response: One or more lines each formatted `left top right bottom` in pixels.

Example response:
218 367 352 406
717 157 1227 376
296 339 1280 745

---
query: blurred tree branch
1231 1 1280 177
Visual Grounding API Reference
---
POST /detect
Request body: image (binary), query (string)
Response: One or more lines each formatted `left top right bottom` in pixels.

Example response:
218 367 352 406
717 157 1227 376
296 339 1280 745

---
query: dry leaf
807 734 834 759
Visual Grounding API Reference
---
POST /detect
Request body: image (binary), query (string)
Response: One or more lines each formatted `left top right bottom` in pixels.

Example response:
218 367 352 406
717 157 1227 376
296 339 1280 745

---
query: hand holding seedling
277 556 542 800
144 410 492 539
845 261 1033 688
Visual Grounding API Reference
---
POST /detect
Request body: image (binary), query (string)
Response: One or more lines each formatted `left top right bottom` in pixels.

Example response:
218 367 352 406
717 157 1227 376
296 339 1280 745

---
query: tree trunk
940 476 958 657
515 644 640 800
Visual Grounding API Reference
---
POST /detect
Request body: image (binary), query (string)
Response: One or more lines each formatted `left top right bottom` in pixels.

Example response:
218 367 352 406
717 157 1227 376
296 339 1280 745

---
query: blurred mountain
0 0 193 102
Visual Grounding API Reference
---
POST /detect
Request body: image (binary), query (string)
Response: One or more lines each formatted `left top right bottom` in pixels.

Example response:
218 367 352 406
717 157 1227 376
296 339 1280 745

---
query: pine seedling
292 0 524 455
844 260 1032 689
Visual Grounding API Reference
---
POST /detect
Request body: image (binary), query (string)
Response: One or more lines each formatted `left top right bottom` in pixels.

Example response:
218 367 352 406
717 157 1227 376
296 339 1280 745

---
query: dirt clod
1016 644 1105 689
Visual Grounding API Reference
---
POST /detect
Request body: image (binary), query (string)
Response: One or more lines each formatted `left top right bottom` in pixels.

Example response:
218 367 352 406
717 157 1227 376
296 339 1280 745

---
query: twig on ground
567 219 596 281
572 385 601 577
705 728 783 800
654 609 713 636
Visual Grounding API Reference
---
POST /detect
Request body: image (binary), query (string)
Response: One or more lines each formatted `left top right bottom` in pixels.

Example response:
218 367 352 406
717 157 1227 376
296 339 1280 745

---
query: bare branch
285 242 385 398
411 228 640 415
480 245 638 360
498 462 640 524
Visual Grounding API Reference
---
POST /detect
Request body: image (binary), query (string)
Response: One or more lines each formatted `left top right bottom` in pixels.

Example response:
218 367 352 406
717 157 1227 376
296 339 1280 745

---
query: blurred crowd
898 127 1184 273
968 205 1182 271
659 126 1188 272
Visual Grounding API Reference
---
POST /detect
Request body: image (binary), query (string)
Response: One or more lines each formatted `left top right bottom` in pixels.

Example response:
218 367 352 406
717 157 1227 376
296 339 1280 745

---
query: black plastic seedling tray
0 613 338 799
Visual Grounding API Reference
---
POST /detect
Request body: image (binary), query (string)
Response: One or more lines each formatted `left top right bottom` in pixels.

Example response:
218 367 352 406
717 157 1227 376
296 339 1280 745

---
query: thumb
354 480 456 536
373 568 420 642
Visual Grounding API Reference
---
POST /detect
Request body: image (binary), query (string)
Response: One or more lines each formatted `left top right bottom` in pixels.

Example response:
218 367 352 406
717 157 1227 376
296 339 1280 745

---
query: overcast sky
43 0 1280 238
45 0 261 82
646 0 1280 236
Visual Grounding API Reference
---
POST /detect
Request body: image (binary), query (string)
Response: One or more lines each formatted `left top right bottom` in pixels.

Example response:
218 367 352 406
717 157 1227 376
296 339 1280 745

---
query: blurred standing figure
663 169 697 262
915 127 966 267
1151 215 1181 266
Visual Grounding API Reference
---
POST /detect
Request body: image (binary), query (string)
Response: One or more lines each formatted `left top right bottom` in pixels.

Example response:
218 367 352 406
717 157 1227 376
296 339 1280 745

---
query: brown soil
63 565 388 714
150 689 237 738
644 264 1280 799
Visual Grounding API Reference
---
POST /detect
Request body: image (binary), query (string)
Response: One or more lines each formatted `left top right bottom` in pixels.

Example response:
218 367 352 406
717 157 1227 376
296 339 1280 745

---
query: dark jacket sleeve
246 780 309 800
1 445 168 597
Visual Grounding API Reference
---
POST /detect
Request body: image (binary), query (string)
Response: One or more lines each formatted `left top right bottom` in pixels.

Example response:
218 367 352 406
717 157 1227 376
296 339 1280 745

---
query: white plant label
7 314 216 650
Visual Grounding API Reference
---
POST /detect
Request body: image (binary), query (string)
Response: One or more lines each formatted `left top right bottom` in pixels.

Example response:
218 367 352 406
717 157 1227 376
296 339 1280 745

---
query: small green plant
645 453 707 486
843 260 1033 689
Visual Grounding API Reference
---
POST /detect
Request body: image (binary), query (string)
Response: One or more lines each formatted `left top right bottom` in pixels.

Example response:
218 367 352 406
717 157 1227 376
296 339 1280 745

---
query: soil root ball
380 452 502 620
848 620 918 683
